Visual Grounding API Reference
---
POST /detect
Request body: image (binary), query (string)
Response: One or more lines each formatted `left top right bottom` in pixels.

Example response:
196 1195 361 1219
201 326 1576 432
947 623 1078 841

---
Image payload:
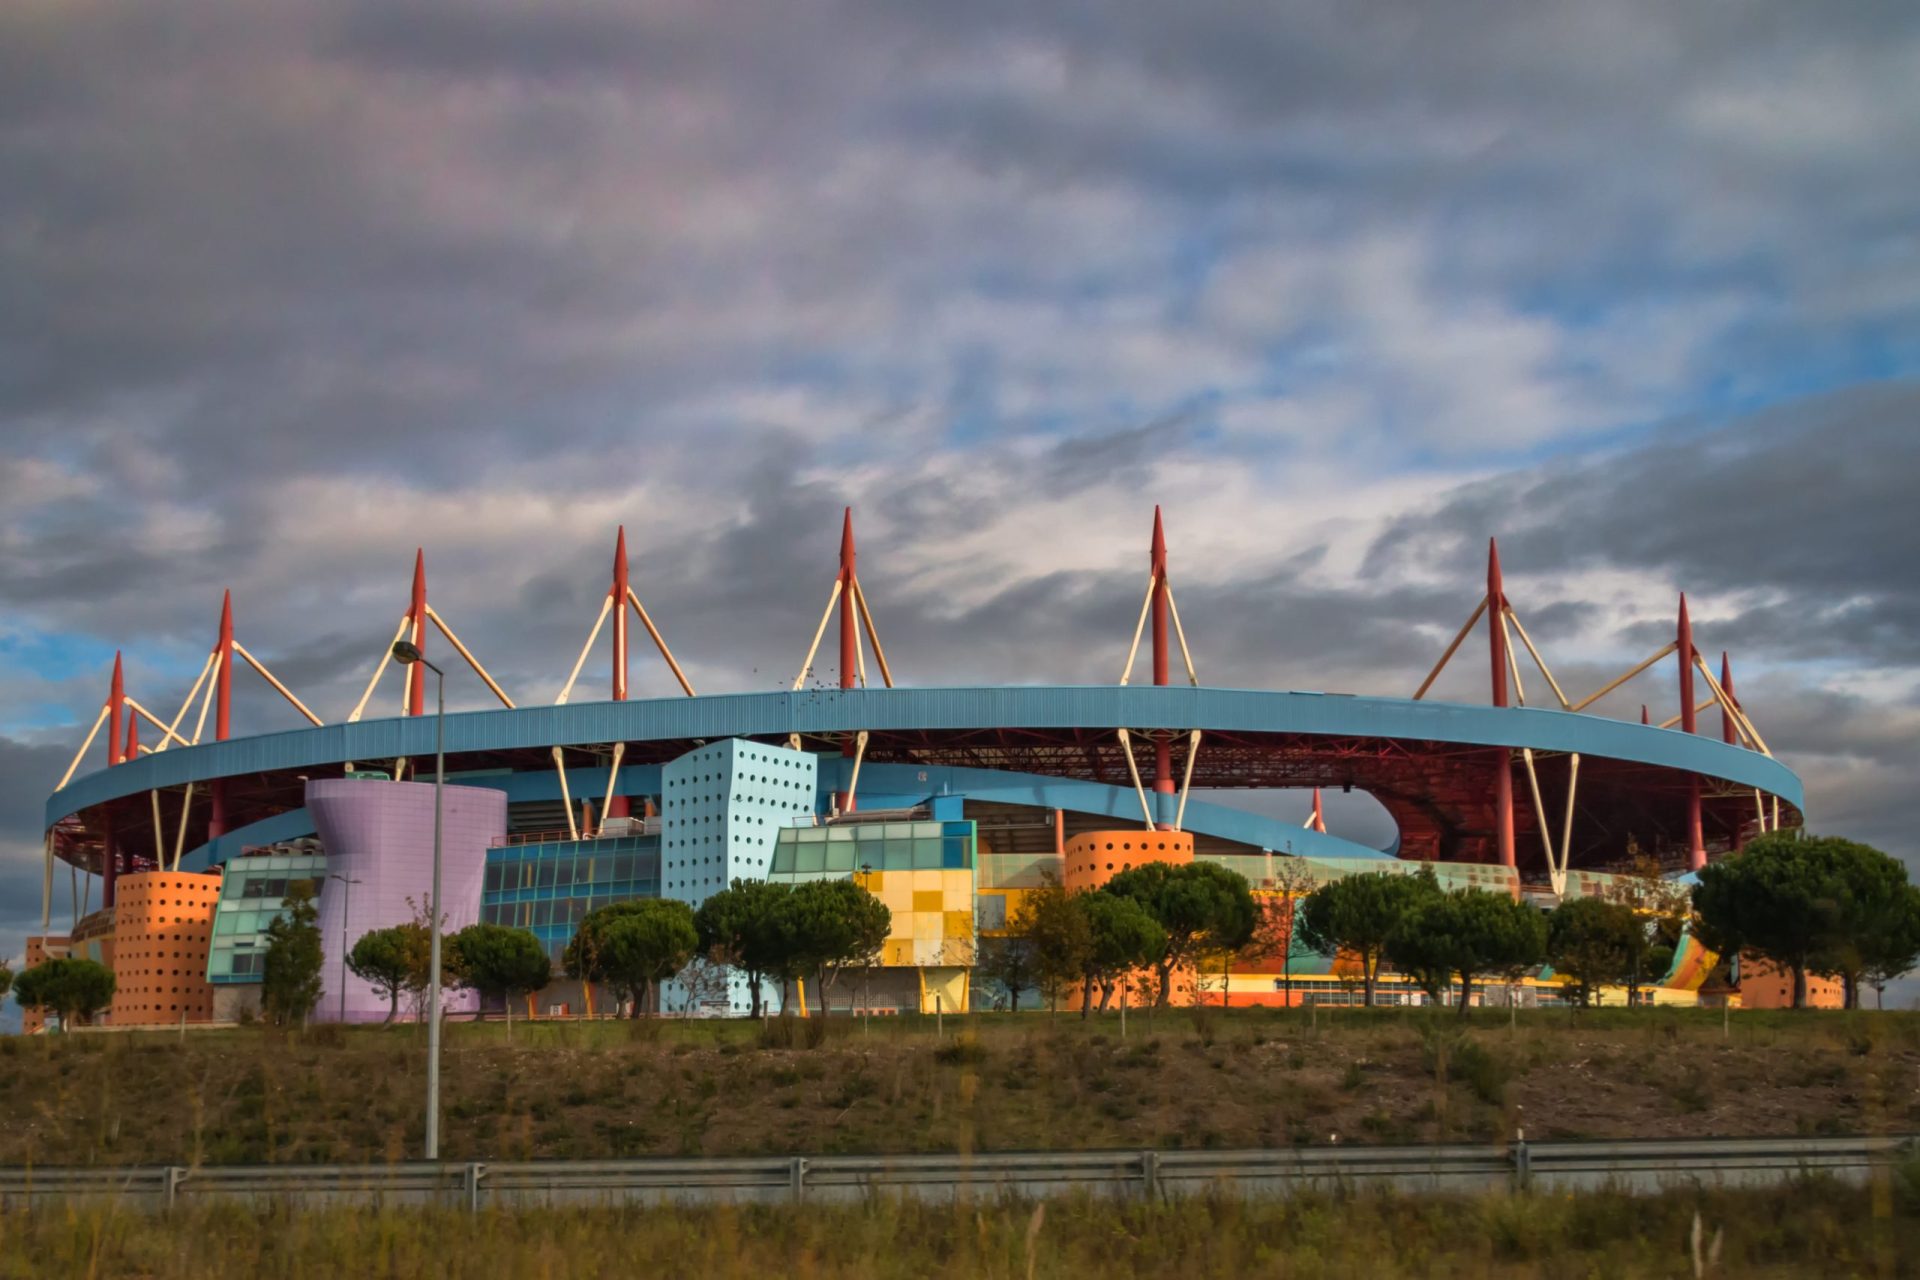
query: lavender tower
307 777 506 1022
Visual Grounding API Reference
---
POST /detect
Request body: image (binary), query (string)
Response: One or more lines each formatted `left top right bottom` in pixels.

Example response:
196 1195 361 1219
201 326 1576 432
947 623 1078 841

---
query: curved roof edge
48 684 1804 829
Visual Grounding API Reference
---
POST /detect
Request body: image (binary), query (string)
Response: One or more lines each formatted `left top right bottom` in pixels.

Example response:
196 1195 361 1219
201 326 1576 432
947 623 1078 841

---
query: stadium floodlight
391 637 447 1160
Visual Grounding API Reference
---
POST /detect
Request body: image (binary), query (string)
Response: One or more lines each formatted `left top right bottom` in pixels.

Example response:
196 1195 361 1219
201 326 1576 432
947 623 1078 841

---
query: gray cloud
3 2 1920 972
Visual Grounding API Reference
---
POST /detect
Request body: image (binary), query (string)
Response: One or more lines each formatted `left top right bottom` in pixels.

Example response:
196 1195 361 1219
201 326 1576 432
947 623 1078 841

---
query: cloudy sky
4 3 1918 995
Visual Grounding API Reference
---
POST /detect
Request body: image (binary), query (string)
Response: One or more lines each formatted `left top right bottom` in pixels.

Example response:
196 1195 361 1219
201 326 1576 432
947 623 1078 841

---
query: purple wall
307 777 506 1023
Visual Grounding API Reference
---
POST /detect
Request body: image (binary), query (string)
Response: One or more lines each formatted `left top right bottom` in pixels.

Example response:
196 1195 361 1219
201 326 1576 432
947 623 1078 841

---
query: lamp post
391 639 445 1160
327 872 363 1026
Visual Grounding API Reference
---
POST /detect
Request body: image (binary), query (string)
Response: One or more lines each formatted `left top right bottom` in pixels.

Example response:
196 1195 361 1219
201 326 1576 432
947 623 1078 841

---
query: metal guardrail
0 1136 1909 1213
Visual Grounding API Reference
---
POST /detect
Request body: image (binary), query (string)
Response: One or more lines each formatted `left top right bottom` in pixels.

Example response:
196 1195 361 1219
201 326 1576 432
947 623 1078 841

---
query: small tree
976 935 1039 1012
400 898 464 1017
1808 849 1920 1009
262 881 325 1027
1387 888 1546 1016
0 963 12 1003
568 899 698 1016
450 923 552 1036
1297 869 1439 1007
1265 858 1318 1009
347 927 416 1024
12 957 116 1029
1608 845 1686 1007
1014 873 1093 1014
1105 862 1257 1007
787 878 891 1014
1694 832 1910 1009
1859 886 1920 1010
1075 891 1164 1016
1546 896 1640 1008
694 879 793 1018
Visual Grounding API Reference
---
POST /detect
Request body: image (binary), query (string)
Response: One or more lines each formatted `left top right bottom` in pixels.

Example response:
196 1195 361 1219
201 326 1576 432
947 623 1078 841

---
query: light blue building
660 738 819 1013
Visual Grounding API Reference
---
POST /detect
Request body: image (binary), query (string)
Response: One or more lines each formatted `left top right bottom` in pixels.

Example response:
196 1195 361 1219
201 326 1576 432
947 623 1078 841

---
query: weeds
2 1010 1911 1168
0 1181 1909 1279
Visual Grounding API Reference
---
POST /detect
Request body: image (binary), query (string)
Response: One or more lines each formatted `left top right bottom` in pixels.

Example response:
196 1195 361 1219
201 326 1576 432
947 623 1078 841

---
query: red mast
103 651 126 907
107 651 125 767
209 591 234 840
838 508 858 814
1487 539 1515 867
612 527 630 703
607 529 632 820
1720 652 1738 746
1679 594 1704 870
407 550 427 719
1150 508 1174 829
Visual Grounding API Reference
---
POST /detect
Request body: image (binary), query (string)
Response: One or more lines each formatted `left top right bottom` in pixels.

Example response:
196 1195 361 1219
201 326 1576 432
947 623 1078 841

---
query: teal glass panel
795 841 826 874
824 841 856 873
912 838 942 869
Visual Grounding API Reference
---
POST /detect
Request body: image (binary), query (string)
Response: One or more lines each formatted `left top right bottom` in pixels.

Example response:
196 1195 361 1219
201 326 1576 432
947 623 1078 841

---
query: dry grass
2 1174 1917 1279
1 1008 1916 1168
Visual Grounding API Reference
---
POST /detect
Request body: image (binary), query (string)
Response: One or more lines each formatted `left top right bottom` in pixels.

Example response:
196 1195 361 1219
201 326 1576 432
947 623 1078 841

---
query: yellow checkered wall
861 868 975 967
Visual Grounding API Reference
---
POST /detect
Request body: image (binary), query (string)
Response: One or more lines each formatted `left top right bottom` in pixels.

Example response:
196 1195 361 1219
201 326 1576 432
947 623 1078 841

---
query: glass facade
768 819 974 879
206 853 328 984
479 834 661 959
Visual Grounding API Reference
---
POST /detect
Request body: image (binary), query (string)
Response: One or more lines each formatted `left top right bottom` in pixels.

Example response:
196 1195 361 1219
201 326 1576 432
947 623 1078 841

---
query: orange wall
1061 830 1193 891
109 872 221 1025
1738 955 1844 1009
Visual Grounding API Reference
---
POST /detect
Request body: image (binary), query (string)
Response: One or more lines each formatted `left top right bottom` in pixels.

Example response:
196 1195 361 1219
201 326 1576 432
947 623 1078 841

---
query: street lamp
391 638 446 1160
327 872 363 1026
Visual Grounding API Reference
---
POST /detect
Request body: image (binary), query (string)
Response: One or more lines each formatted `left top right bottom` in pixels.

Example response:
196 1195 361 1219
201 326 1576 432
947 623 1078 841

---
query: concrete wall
307 778 506 1023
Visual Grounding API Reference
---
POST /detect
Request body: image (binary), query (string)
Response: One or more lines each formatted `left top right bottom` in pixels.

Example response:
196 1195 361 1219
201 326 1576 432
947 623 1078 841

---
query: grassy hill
2 1007 1916 1168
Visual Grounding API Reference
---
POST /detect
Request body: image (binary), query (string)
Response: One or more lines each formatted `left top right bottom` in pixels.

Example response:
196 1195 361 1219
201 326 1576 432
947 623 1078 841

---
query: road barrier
0 1135 1910 1213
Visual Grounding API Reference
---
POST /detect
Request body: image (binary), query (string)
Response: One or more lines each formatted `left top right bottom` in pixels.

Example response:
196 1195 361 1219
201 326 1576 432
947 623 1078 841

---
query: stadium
27 509 1808 1026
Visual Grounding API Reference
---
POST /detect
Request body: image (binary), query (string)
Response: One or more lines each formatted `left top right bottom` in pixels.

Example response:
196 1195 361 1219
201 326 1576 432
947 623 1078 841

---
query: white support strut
233 642 324 726
792 580 844 691
1164 585 1200 687
1505 608 1572 710
556 595 613 706
1173 729 1202 831
1558 753 1581 897
55 702 112 792
125 699 192 751
851 579 895 689
602 741 626 822
1118 576 1156 686
427 606 516 708
171 782 196 871
552 747 580 841
349 615 413 723
1414 596 1489 701
626 587 697 697
1115 728 1156 829
164 651 218 744
845 730 870 811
